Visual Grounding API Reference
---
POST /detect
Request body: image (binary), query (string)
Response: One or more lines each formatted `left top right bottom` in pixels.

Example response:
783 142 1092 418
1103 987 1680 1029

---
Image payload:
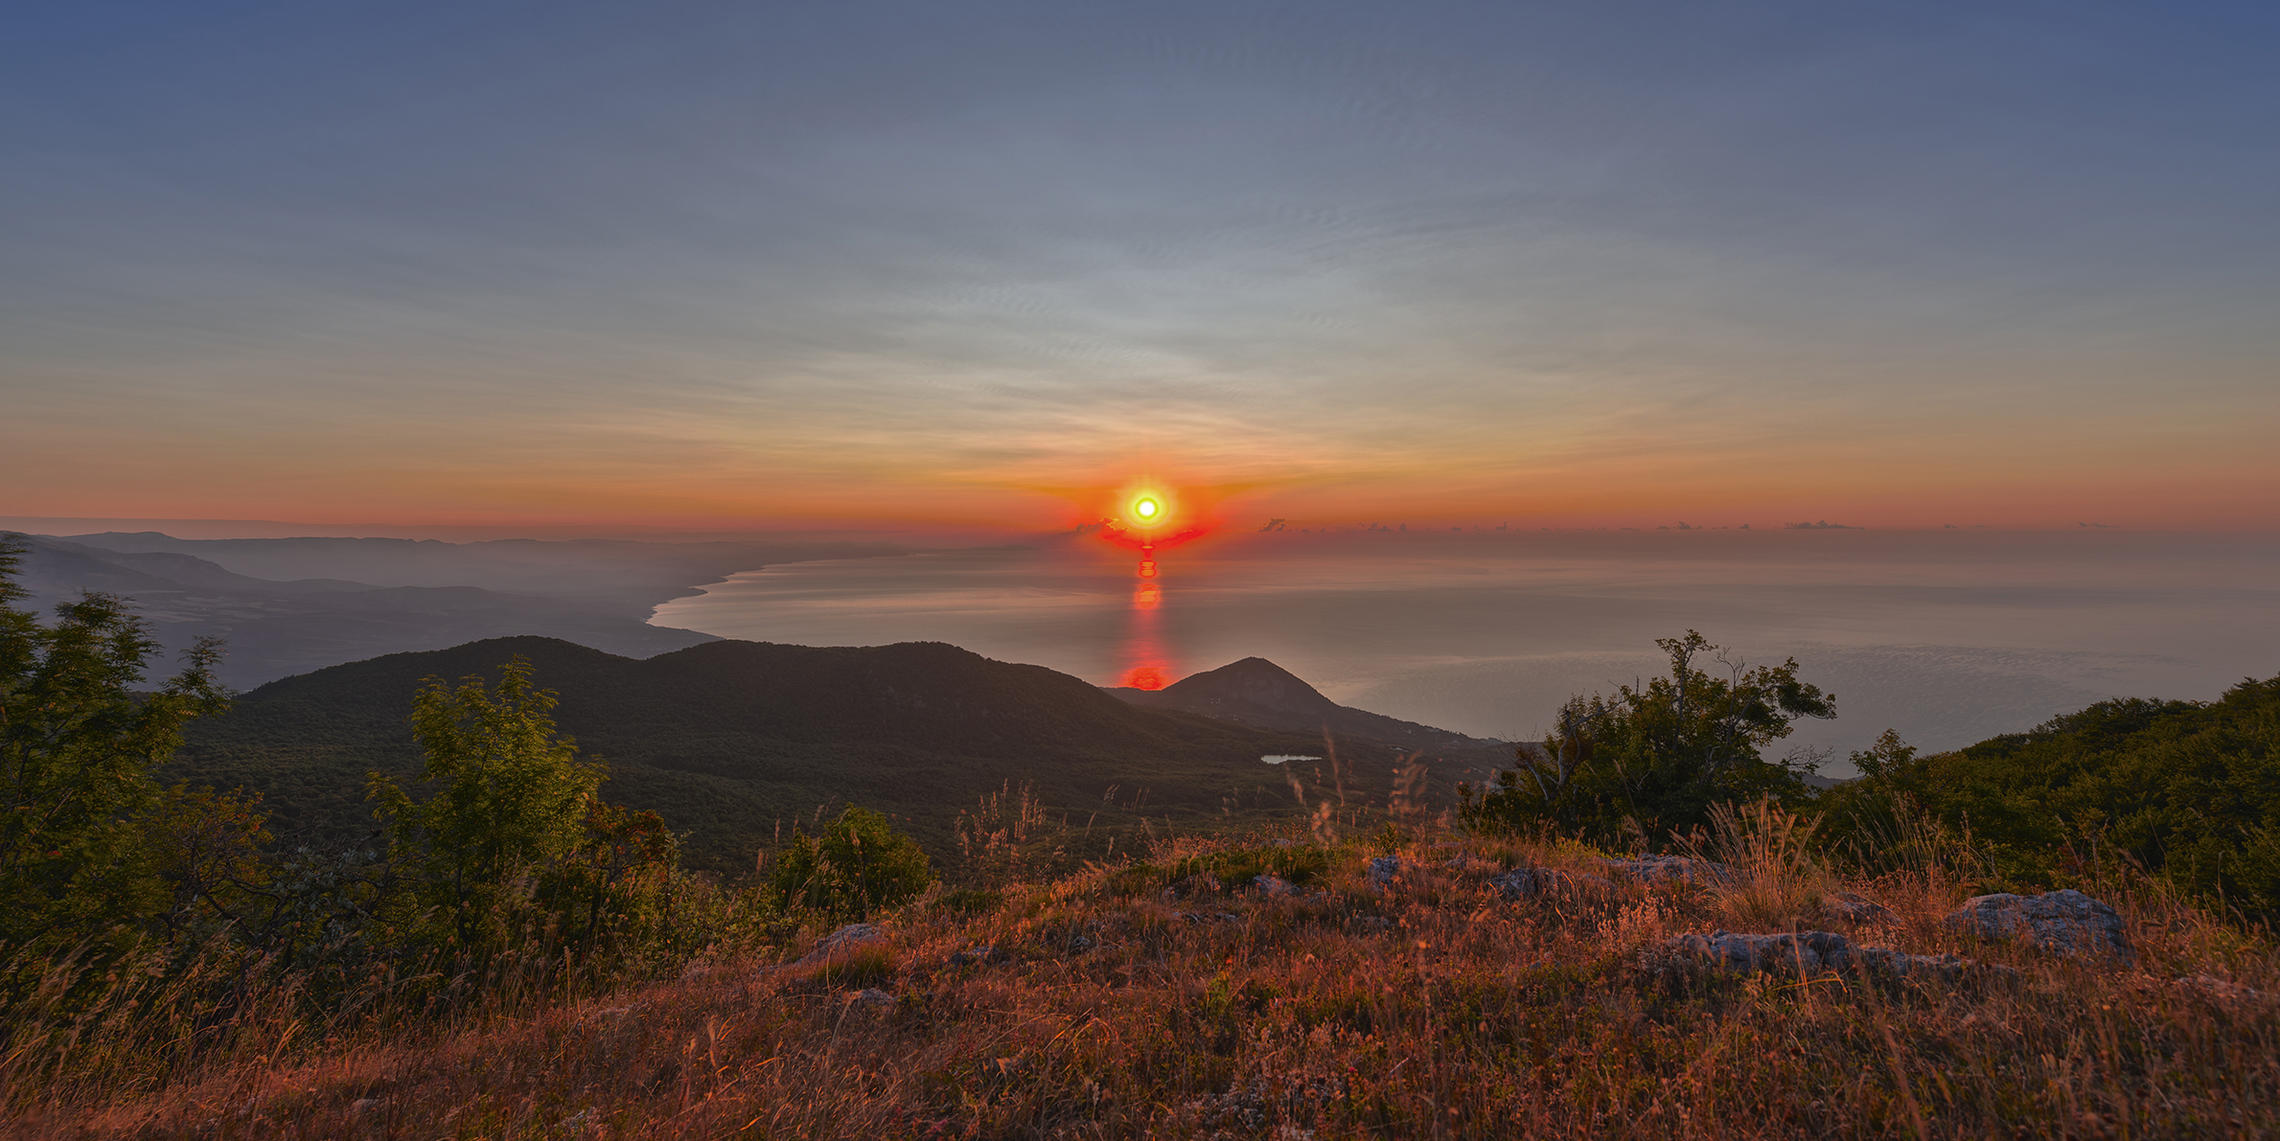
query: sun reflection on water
1119 544 1171 688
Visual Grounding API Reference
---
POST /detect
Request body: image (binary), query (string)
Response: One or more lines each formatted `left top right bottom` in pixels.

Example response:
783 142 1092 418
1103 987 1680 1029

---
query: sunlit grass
8 822 2278 1138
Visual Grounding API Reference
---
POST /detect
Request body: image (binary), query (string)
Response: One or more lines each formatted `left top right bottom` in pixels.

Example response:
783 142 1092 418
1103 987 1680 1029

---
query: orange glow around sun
1096 478 1215 551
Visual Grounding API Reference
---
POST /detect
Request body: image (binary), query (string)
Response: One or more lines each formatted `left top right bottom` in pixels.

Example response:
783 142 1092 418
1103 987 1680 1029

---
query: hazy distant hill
58 531 906 612
1109 656 1515 770
7 533 719 689
176 637 1488 873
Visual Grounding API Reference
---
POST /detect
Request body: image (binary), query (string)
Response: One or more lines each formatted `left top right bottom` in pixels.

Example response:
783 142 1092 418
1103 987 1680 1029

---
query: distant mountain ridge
6 532 719 688
177 637 1499 873
1111 656 1514 763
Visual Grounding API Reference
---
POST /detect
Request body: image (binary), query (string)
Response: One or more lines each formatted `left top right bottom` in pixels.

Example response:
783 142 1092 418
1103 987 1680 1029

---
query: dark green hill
1830 674 2280 920
177 637 1462 874
1110 655 1515 771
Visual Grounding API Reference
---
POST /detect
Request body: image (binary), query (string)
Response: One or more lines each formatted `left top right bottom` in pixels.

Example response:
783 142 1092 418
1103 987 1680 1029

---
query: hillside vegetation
172 637 1489 874
1824 680 2280 923
13 818 2277 1139
7 541 2280 1138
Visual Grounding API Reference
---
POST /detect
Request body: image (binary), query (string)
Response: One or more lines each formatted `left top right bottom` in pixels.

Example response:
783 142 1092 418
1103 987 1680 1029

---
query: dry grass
10 826 2279 1140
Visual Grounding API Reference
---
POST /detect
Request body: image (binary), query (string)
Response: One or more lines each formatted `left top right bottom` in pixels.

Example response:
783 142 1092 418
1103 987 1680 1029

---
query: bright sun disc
1134 496 1160 520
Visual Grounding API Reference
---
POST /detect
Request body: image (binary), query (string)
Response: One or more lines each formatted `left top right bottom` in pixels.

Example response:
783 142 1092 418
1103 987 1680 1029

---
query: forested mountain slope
178 637 1476 873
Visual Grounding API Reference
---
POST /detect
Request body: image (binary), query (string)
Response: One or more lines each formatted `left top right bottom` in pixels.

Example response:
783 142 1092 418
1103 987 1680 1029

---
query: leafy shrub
0 537 233 967
1462 631 1834 845
1825 678 2280 921
768 806 933 920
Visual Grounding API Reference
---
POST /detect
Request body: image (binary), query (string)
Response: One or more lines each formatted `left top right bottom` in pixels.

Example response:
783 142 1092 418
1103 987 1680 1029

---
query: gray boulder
1492 866 1615 900
1252 874 1297 897
1671 929 1978 983
1675 930 1856 973
849 987 896 1012
798 922 884 964
1367 855 1406 889
1826 891 1899 925
1942 890 2132 962
947 944 1005 967
2173 974 2266 1004
1612 855 1737 886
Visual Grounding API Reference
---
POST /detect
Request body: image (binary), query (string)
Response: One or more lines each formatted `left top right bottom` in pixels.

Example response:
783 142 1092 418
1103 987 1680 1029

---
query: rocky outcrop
1612 855 1737 886
799 922 884 964
1825 891 1899 925
1942 890 2132 962
1671 929 1980 982
1492 866 1614 900
1367 855 1406 889
947 944 1006 967
2172 974 2266 1004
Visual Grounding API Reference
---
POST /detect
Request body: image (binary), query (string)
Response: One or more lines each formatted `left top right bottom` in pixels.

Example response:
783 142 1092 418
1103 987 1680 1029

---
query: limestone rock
1674 930 1855 974
1253 873 1297 896
1367 855 1406 889
1826 891 1899 925
798 922 884 964
947 944 1005 967
1612 855 1737 886
2173 974 2266 1003
1671 929 1978 982
850 987 895 1012
1492 866 1614 900
1942 890 2132 962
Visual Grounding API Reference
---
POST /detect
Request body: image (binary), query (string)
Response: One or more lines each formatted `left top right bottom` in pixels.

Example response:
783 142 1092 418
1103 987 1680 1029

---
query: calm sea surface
651 530 2280 767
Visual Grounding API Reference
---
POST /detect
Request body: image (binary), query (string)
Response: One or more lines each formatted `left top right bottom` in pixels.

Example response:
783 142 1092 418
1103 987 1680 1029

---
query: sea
651 528 2280 771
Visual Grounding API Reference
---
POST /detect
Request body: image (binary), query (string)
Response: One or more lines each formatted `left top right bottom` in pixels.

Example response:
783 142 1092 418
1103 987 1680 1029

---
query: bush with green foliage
368 659 692 961
0 537 237 965
1824 678 2280 921
1461 631 1835 846
768 806 933 920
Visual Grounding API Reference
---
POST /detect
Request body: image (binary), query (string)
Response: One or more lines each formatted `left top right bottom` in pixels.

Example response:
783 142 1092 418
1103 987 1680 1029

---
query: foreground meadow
15 819 2276 1140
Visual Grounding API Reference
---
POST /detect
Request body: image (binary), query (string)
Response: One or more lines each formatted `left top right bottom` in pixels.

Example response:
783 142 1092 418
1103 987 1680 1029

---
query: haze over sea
655 528 2280 769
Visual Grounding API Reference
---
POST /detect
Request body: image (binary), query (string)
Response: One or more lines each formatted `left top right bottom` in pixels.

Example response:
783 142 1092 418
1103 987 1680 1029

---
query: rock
1941 890 2133 962
850 987 895 1011
947 944 1005 967
798 922 884 964
1671 929 1979 983
1674 930 1856 974
2173 974 2266 1003
1826 891 1898 925
1848 946 1979 982
350 1098 381 1116
1492 866 1614 900
1253 873 1298 897
1366 855 1405 888
1612 855 1737 886
1182 911 1242 925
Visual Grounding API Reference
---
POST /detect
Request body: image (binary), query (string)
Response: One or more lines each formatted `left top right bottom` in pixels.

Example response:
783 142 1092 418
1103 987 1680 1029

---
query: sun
1133 496 1161 521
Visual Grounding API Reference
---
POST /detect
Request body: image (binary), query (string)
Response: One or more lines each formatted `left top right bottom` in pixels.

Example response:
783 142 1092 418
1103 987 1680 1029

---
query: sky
6 1 2278 532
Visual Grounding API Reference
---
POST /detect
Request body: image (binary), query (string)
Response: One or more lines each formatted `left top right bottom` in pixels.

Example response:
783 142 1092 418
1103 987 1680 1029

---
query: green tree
0 536 230 956
369 658 606 947
768 806 933 920
1462 630 1835 845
